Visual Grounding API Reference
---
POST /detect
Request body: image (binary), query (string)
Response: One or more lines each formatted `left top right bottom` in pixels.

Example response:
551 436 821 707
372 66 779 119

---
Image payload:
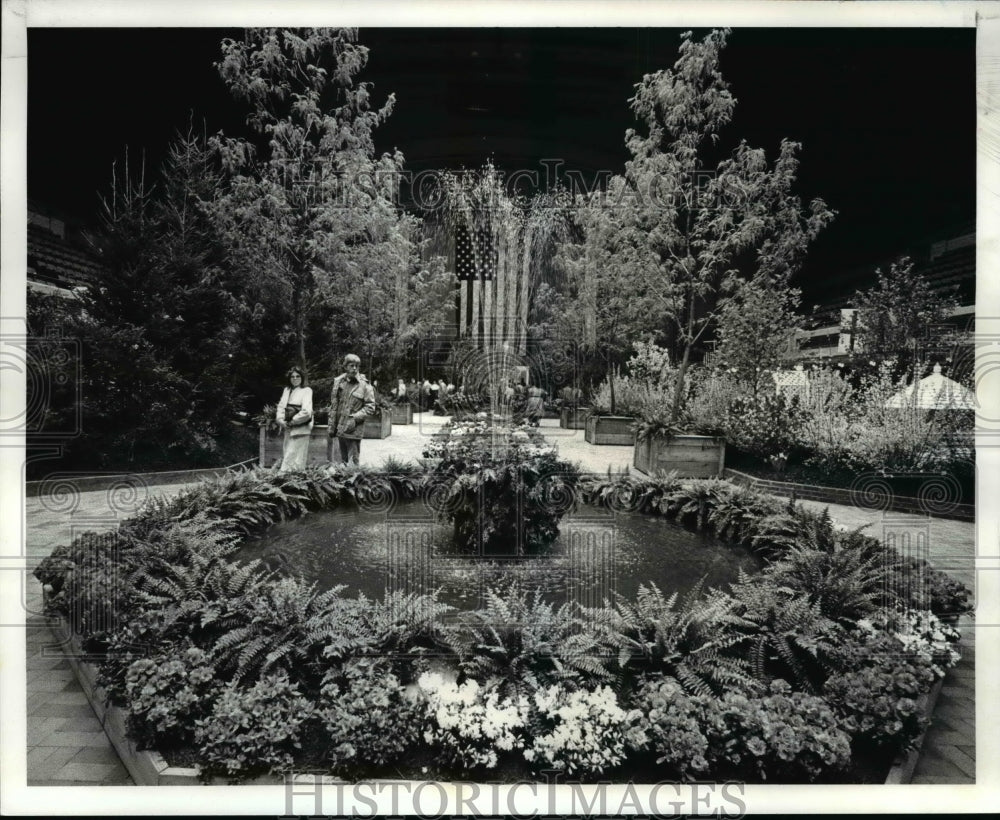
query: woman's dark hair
286 366 308 387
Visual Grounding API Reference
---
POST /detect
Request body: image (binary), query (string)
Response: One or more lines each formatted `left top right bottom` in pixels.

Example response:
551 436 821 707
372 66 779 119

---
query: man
327 353 376 465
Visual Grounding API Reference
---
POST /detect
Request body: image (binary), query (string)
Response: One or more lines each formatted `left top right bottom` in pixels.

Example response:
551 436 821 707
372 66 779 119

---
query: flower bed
35 464 971 785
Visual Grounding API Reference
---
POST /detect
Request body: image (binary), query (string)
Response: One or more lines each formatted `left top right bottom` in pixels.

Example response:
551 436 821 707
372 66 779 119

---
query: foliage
712 277 802 397
590 371 679 424
728 573 844 694
683 369 739 437
589 582 758 697
423 420 580 554
194 671 316 782
26 133 250 473
762 542 889 625
701 679 851 782
797 360 970 475
631 677 712 778
527 685 647 777
457 585 612 699
315 657 422 773
723 393 810 461
578 472 684 515
852 256 959 361
209 578 365 683
418 672 530 771
210 28 451 376
124 647 220 751
823 628 939 753
557 29 833 423
41 461 973 783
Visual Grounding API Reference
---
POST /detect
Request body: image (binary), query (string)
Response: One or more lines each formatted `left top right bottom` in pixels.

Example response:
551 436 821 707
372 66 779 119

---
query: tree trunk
670 345 691 424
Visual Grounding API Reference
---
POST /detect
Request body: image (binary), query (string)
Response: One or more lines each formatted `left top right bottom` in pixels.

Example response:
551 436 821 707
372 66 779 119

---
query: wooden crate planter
259 425 331 467
390 404 413 425
559 406 590 429
584 414 636 446
633 434 726 478
362 411 392 439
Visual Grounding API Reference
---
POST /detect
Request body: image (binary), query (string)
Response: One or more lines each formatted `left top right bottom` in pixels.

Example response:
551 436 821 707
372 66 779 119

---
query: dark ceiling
26 27 975 303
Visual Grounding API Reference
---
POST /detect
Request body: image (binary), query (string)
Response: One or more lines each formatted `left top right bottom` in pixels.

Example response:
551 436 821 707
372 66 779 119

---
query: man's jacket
328 373 376 440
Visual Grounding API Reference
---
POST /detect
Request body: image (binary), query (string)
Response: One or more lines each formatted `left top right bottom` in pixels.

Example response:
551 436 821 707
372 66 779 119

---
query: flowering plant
194 671 317 782
823 629 938 752
855 609 961 676
316 658 422 773
700 679 851 782
124 647 219 751
527 685 646 777
423 420 579 554
418 672 529 770
632 678 710 778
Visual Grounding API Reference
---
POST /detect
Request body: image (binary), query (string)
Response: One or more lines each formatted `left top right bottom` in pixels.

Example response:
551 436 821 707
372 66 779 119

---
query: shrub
194 671 316 782
723 393 810 461
823 629 938 753
418 672 529 771
315 658 422 773
527 685 647 777
423 419 580 554
701 679 852 782
631 677 711 779
124 647 220 751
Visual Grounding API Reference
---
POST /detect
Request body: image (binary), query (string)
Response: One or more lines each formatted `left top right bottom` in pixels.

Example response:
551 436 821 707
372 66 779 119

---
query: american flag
455 223 496 281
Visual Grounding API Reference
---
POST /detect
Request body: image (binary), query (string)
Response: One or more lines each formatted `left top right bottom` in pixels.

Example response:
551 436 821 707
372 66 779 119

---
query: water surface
238 501 759 611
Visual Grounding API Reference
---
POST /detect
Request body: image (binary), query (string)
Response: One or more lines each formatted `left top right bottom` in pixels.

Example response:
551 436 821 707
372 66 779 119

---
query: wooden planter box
584 414 636 446
390 404 413 425
259 425 331 467
559 406 590 429
633 434 726 478
362 411 392 439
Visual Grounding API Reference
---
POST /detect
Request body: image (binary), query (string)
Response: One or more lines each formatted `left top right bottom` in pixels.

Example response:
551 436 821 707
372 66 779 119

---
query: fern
459 583 612 699
589 581 759 697
728 574 845 693
210 577 365 684
764 541 888 624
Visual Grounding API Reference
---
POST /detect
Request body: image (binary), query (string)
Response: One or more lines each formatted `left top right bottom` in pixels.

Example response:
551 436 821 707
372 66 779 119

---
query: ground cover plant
35 459 970 785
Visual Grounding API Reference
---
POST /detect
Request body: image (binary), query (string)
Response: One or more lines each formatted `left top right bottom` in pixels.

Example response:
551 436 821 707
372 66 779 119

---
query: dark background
27 27 975 307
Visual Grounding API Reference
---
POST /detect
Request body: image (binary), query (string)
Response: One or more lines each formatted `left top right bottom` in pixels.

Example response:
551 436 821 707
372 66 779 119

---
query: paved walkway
22 414 976 785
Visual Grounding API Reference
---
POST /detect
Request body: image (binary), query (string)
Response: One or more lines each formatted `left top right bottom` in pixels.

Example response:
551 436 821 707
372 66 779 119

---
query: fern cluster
456 584 613 699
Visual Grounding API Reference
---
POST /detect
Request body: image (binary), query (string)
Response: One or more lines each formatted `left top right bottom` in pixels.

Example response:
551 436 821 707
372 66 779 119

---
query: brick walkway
22 414 976 785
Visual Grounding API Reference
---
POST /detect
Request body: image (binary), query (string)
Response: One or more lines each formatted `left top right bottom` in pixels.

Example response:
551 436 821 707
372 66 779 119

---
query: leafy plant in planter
124 647 221 753
194 670 317 782
423 419 581 554
314 657 423 775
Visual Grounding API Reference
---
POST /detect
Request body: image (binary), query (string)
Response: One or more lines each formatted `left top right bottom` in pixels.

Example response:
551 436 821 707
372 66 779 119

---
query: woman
275 366 314 471
525 384 546 427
